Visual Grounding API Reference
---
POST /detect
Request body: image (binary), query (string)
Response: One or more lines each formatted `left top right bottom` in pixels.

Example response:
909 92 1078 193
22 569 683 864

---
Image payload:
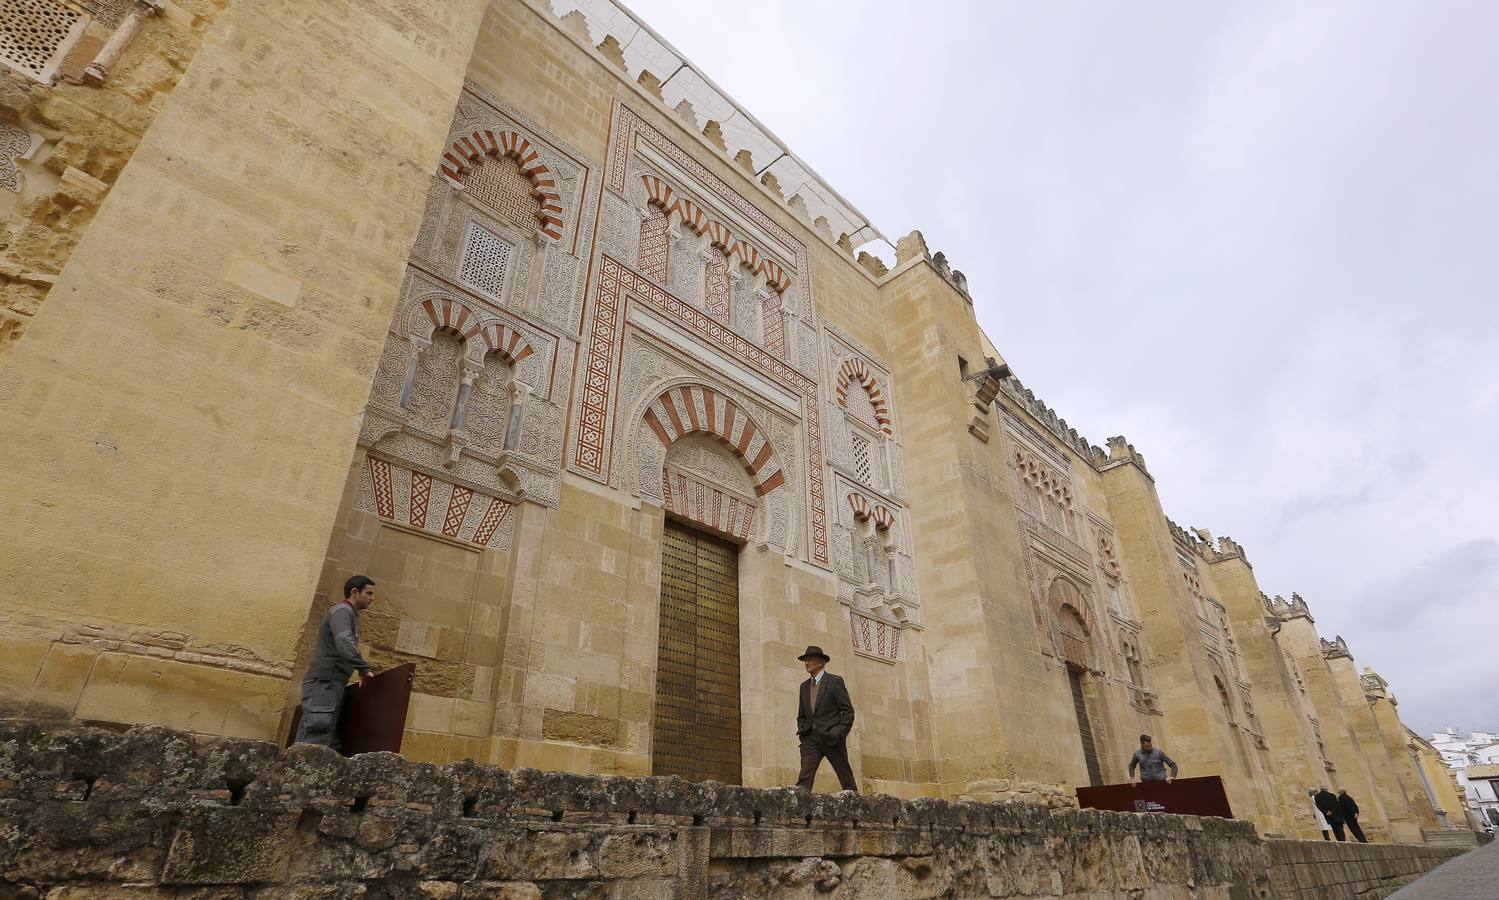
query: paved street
1389 838 1499 899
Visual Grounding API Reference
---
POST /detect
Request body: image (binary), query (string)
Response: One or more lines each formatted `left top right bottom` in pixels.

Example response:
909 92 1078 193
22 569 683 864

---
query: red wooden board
285 663 416 756
1076 775 1235 819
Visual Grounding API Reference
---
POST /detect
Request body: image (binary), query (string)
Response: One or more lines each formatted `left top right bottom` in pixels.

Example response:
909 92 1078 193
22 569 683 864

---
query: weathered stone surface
161 808 299 884
541 710 620 748
0 722 1469 898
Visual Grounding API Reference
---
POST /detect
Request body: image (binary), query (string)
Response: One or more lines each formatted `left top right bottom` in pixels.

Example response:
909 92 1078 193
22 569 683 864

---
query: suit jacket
1314 790 1344 823
1338 793 1360 819
797 672 855 742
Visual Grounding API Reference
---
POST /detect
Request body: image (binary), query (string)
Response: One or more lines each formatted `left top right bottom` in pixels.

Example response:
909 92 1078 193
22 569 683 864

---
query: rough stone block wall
0 0 224 364
1263 840 1465 900
0 721 1465 898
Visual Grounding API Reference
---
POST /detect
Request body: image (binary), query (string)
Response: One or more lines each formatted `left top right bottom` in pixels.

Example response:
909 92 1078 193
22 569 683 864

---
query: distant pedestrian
1314 786 1346 841
794 645 857 792
294 575 377 748
1128 734 1178 785
1309 787 1331 839
1337 788 1369 843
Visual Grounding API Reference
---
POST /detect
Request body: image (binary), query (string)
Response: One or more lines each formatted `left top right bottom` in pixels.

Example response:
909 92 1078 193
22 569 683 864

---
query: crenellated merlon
548 0 887 261
928 251 971 299
1099 434 1151 477
893 231 972 298
1320 634 1352 660
1264 592 1314 622
1164 520 1250 564
1360 666 1393 703
995 374 1100 462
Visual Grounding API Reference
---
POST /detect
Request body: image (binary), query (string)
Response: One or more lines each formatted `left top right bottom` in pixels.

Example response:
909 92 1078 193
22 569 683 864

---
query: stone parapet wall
1263 839 1465 899
0 722 1464 898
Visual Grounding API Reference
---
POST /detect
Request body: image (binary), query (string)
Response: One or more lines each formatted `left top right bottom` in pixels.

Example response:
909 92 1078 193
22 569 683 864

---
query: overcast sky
626 0 1499 735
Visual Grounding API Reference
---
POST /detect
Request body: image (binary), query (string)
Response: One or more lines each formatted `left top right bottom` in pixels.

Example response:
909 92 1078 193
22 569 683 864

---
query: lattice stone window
457 221 513 302
0 0 88 83
850 432 872 485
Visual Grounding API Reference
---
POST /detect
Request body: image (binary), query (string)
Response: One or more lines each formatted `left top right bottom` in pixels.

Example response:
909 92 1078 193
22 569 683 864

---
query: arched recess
1212 667 1237 724
1049 577 1093 670
439 129 564 240
400 294 537 366
628 382 793 550
835 358 892 435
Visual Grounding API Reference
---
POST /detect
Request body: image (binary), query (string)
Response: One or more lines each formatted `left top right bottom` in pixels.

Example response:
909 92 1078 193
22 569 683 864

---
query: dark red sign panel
339 663 415 756
285 663 416 756
1076 775 1235 819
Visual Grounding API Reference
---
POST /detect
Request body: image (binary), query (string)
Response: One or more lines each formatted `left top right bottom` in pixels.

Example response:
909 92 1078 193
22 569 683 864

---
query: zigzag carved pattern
443 487 474 537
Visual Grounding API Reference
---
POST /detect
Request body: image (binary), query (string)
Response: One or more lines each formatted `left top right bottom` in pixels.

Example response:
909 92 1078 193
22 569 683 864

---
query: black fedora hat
797 645 830 663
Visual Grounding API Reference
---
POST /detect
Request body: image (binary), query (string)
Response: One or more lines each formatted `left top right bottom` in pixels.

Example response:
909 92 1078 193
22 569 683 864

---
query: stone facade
0 0 1474 852
0 722 1468 898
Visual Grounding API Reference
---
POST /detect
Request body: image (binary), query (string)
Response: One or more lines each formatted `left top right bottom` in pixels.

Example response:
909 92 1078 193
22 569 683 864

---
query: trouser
1320 830 1331 841
1329 820 1347 841
797 734 857 792
1345 816 1367 843
294 678 347 749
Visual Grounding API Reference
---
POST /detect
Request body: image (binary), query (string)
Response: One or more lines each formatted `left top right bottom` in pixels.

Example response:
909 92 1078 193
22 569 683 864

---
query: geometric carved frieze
663 470 756 541
662 435 759 543
849 610 901 663
357 456 514 551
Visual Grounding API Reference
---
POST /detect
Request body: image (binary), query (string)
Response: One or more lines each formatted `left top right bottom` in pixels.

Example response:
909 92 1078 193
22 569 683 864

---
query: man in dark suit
1314 786 1347 841
795 645 857 792
1337 788 1369 842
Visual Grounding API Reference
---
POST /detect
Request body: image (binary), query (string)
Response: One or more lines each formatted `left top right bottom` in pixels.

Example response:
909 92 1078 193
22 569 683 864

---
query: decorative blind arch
641 174 674 209
641 385 785 496
471 322 535 364
419 296 475 337
415 296 536 365
1048 577 1093 633
440 129 564 240
835 359 893 435
640 172 794 297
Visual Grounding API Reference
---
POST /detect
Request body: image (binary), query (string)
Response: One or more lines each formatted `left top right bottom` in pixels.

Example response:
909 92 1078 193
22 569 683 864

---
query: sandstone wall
0 0 490 737
0 721 1468 899
1263 839 1463 899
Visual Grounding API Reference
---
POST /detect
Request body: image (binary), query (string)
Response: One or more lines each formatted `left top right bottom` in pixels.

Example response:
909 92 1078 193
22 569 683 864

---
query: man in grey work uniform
294 575 377 748
1128 734 1179 785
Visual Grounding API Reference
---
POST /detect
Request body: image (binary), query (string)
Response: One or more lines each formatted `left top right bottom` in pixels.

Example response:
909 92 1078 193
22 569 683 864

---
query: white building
1430 728 1499 830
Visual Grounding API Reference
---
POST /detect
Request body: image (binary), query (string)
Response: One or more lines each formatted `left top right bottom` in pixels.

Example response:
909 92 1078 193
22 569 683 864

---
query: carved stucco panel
539 252 582 335
668 233 704 308
599 190 640 269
